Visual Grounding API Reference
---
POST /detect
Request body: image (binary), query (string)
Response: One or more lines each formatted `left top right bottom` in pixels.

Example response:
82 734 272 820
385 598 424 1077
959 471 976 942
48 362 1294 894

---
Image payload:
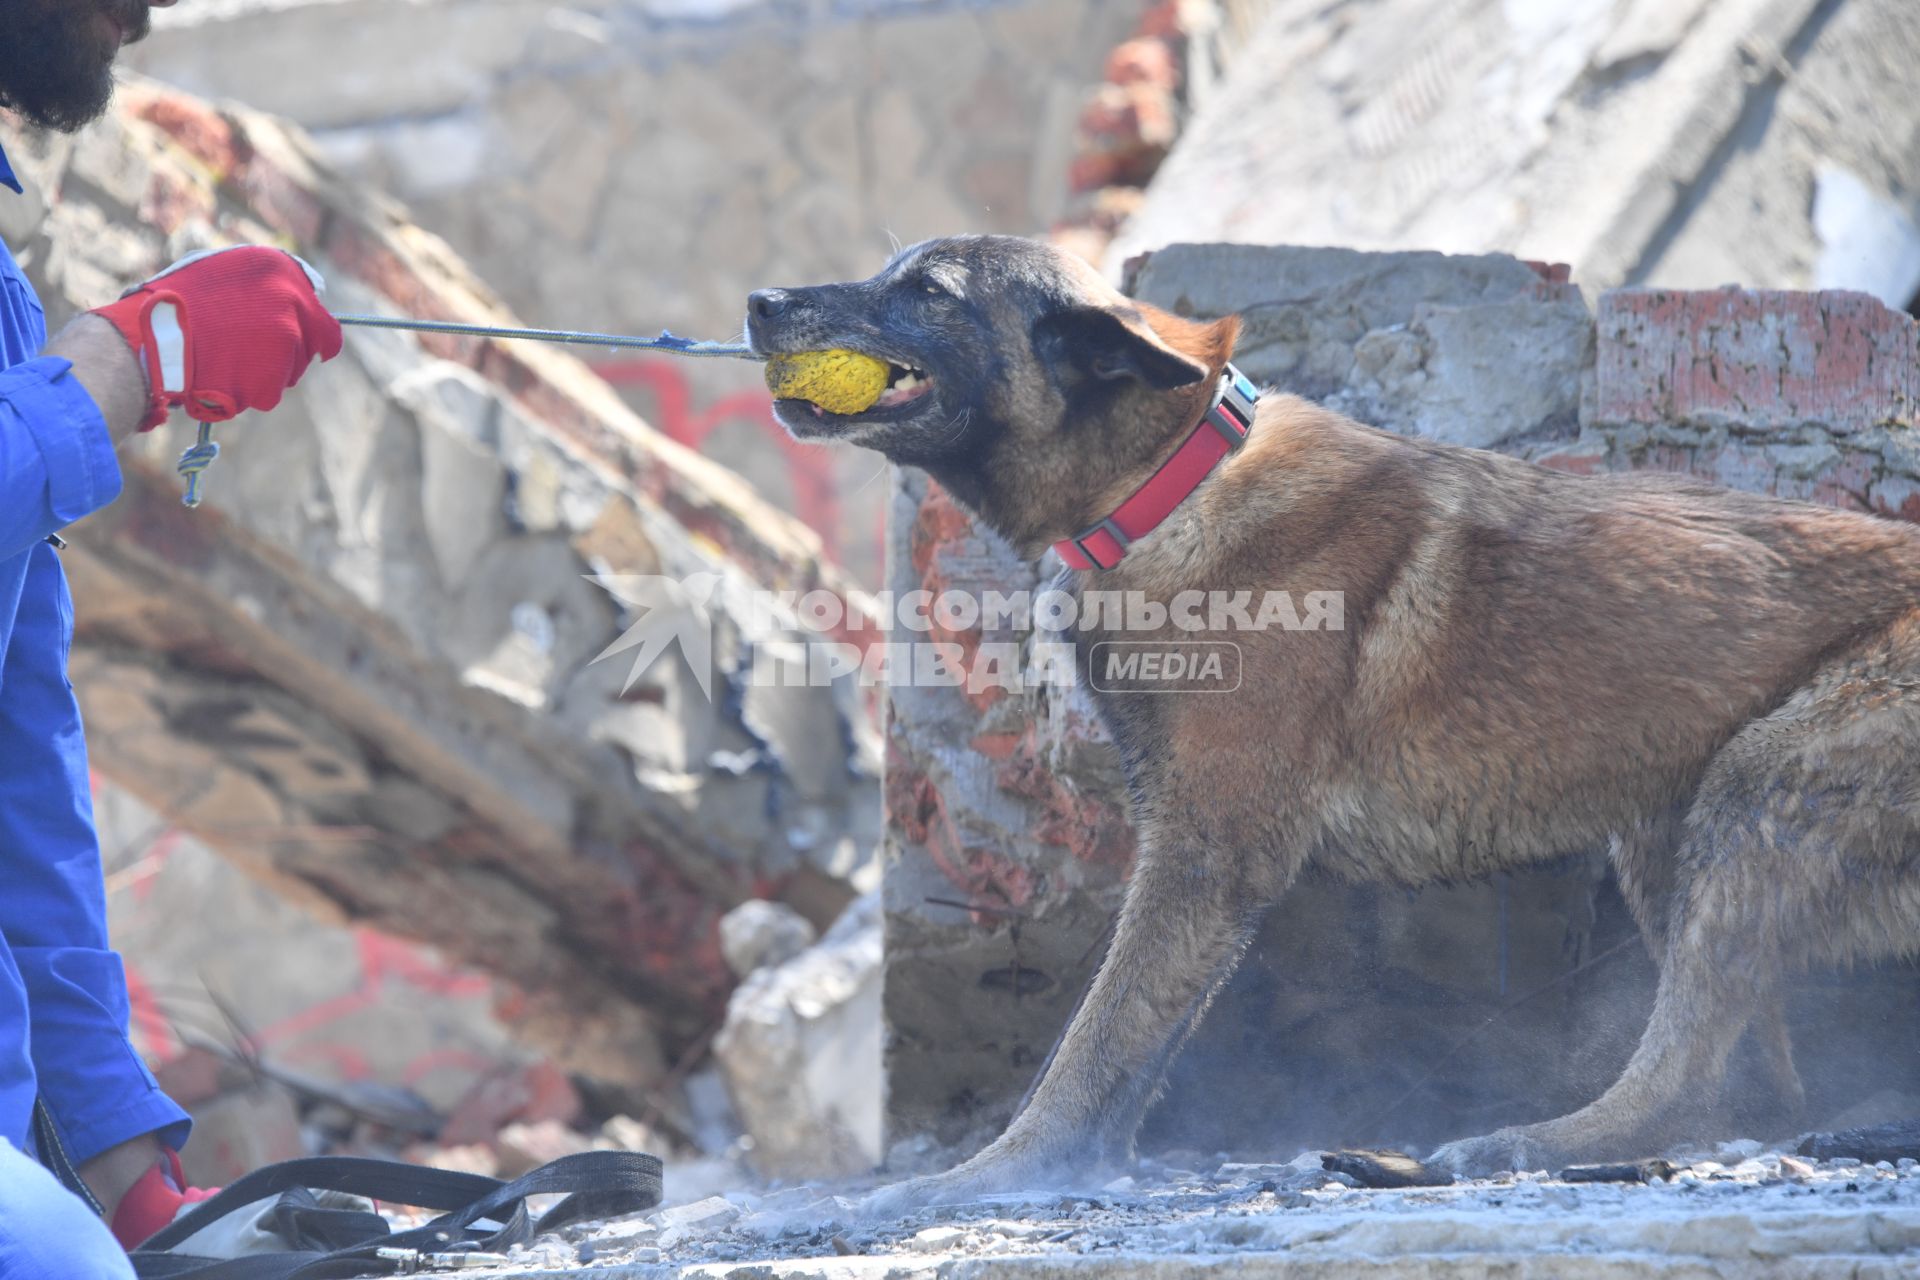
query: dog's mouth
873 360 936 410
776 356 940 437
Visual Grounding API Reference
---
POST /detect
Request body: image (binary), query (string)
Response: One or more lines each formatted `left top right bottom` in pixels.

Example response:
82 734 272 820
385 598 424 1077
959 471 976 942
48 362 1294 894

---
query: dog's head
746 235 1239 557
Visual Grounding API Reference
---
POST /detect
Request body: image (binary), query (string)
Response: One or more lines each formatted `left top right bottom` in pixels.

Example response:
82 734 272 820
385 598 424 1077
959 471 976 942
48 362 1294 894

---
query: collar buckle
1071 516 1131 571
1204 366 1258 445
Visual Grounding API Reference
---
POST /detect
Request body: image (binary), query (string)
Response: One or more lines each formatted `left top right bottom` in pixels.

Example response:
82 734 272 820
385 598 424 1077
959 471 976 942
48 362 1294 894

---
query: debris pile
1 82 882 1106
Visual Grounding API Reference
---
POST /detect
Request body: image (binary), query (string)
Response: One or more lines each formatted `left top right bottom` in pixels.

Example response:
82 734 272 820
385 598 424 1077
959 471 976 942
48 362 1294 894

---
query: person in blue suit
0 3 341 1274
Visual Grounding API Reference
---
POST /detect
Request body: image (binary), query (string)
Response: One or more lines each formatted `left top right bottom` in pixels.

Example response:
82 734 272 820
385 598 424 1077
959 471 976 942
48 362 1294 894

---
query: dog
746 234 1920 1205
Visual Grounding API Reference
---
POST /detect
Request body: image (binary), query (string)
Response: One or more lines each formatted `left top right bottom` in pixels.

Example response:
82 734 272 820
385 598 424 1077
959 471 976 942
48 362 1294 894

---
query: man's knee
0 1139 133 1280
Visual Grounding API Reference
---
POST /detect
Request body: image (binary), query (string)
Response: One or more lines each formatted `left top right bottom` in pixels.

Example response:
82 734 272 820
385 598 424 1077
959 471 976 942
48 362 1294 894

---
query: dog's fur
747 235 1920 1203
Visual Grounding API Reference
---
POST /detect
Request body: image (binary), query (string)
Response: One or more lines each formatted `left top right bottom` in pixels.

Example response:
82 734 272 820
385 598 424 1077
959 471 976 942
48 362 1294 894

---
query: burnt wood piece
1323 1150 1454 1188
1559 1159 1678 1184
1797 1120 1920 1163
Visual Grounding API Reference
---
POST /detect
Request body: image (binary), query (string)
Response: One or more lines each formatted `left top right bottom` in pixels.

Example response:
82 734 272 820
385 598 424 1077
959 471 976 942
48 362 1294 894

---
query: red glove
109 1148 218 1249
93 245 344 432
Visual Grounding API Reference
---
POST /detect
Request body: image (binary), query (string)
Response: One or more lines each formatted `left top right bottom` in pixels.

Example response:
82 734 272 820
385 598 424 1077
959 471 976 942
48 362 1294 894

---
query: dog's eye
920 280 947 298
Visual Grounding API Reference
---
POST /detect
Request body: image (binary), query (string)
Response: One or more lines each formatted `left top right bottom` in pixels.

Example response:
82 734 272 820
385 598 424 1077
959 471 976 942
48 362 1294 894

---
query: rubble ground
439 1143 1920 1278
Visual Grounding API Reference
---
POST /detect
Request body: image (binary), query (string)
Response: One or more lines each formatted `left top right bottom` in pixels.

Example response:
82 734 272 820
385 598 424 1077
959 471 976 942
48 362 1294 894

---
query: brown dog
746 235 1920 1203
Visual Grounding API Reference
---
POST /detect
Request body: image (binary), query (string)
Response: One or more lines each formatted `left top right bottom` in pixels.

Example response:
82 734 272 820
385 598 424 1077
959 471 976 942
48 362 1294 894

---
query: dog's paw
858 1171 975 1220
1427 1127 1562 1179
858 1150 1080 1221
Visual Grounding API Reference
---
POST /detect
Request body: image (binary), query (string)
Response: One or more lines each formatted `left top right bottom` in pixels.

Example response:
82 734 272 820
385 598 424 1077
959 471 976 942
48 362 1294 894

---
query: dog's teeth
894 372 922 392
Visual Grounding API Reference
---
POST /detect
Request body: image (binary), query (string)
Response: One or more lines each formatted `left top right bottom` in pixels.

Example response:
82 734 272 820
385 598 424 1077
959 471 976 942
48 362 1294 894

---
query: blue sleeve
0 545 189 1163
0 357 123 559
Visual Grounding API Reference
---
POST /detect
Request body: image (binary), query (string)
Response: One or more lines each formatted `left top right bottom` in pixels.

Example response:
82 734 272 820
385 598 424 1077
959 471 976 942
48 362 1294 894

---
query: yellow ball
764 349 890 416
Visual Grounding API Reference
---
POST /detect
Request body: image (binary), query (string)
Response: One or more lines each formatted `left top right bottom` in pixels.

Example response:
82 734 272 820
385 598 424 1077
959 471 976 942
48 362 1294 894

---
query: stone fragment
911 1226 968 1250
585 1215 659 1249
495 1118 593 1178
713 894 882 1178
719 899 822 979
597 1114 671 1156
1562 1159 1679 1185
1596 288 1917 436
654 1195 741 1248
1322 1150 1453 1189
1799 1120 1920 1164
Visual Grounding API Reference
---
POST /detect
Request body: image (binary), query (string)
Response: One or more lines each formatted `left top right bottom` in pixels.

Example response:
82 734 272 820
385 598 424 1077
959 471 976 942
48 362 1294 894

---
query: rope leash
172 314 757 507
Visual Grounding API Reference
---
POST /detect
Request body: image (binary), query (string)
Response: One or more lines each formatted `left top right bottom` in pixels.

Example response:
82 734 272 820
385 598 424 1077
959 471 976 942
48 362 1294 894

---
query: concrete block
714 895 883 1179
1132 244 1593 448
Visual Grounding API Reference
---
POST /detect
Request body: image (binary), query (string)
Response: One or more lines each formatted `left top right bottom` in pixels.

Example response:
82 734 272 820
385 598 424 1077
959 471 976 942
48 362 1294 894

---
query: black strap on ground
127 1149 664 1279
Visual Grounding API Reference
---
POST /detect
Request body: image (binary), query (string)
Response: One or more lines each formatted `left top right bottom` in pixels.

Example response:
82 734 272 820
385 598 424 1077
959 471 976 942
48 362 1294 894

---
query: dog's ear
1031 305 1212 390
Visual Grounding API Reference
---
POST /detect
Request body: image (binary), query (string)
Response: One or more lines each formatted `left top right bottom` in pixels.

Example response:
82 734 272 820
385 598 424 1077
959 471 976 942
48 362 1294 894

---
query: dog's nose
750 289 796 320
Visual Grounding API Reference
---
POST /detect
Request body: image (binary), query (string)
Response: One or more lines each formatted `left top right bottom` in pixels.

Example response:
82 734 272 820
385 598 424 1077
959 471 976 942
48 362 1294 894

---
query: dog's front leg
866 839 1264 1215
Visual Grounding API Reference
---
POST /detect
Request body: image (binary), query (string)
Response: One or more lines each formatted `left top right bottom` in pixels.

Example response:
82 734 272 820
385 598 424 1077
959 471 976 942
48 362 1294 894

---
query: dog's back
1102 393 1920 882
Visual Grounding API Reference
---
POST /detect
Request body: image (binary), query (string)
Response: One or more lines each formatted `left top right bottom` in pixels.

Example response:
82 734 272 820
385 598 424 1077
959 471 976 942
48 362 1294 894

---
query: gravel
440 1145 1920 1277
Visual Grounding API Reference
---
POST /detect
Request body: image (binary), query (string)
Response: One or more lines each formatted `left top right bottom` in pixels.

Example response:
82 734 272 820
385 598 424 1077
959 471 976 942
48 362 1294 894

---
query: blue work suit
0 137 189 1276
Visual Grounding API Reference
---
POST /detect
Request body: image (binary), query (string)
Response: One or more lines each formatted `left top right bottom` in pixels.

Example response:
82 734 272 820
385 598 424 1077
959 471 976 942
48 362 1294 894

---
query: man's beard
0 0 151 133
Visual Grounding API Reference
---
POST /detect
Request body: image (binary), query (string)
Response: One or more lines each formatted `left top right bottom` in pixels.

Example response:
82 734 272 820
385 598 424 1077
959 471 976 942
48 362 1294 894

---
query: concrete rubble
1 83 883 1099
1113 0 1920 303
714 894 884 1181
389 1144 1920 1276
719 900 821 981
125 0 1179 584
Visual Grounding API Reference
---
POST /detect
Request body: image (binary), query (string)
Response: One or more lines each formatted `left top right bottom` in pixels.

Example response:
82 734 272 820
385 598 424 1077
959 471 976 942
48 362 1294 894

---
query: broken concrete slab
1111 0 1920 308
1131 243 1593 448
714 895 883 1180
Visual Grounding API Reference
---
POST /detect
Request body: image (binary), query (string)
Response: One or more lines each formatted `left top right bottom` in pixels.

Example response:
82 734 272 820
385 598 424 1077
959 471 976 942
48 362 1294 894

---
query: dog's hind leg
865 828 1275 1213
1738 1001 1807 1132
1433 611 1920 1175
1611 815 1804 1131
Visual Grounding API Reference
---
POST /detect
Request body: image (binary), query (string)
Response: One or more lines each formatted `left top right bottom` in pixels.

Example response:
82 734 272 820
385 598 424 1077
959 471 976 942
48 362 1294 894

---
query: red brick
994 727 1135 872
1597 288 1918 433
233 148 330 246
123 87 241 177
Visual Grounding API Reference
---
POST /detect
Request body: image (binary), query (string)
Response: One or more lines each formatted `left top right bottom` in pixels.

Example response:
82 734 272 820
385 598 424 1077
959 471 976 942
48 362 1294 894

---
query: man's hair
0 0 152 134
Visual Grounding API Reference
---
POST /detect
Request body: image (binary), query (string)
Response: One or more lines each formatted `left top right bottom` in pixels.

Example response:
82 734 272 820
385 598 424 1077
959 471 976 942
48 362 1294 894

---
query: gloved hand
110 1147 218 1249
91 245 344 432
112 1147 381 1258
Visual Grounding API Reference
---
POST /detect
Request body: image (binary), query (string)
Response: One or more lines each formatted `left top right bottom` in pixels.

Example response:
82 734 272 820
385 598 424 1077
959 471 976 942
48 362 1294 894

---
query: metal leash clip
177 418 220 508
143 298 224 509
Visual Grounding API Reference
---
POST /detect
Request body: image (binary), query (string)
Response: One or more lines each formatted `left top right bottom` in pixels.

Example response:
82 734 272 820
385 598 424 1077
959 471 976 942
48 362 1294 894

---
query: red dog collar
1053 365 1260 571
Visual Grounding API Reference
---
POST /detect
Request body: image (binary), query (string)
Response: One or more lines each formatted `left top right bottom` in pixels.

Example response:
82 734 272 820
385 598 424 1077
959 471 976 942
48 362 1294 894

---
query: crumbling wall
1112 0 1920 306
883 241 1920 1157
3 85 883 1099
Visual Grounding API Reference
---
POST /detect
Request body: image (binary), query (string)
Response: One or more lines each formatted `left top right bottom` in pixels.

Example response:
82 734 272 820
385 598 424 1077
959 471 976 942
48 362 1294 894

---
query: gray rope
333 313 757 359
